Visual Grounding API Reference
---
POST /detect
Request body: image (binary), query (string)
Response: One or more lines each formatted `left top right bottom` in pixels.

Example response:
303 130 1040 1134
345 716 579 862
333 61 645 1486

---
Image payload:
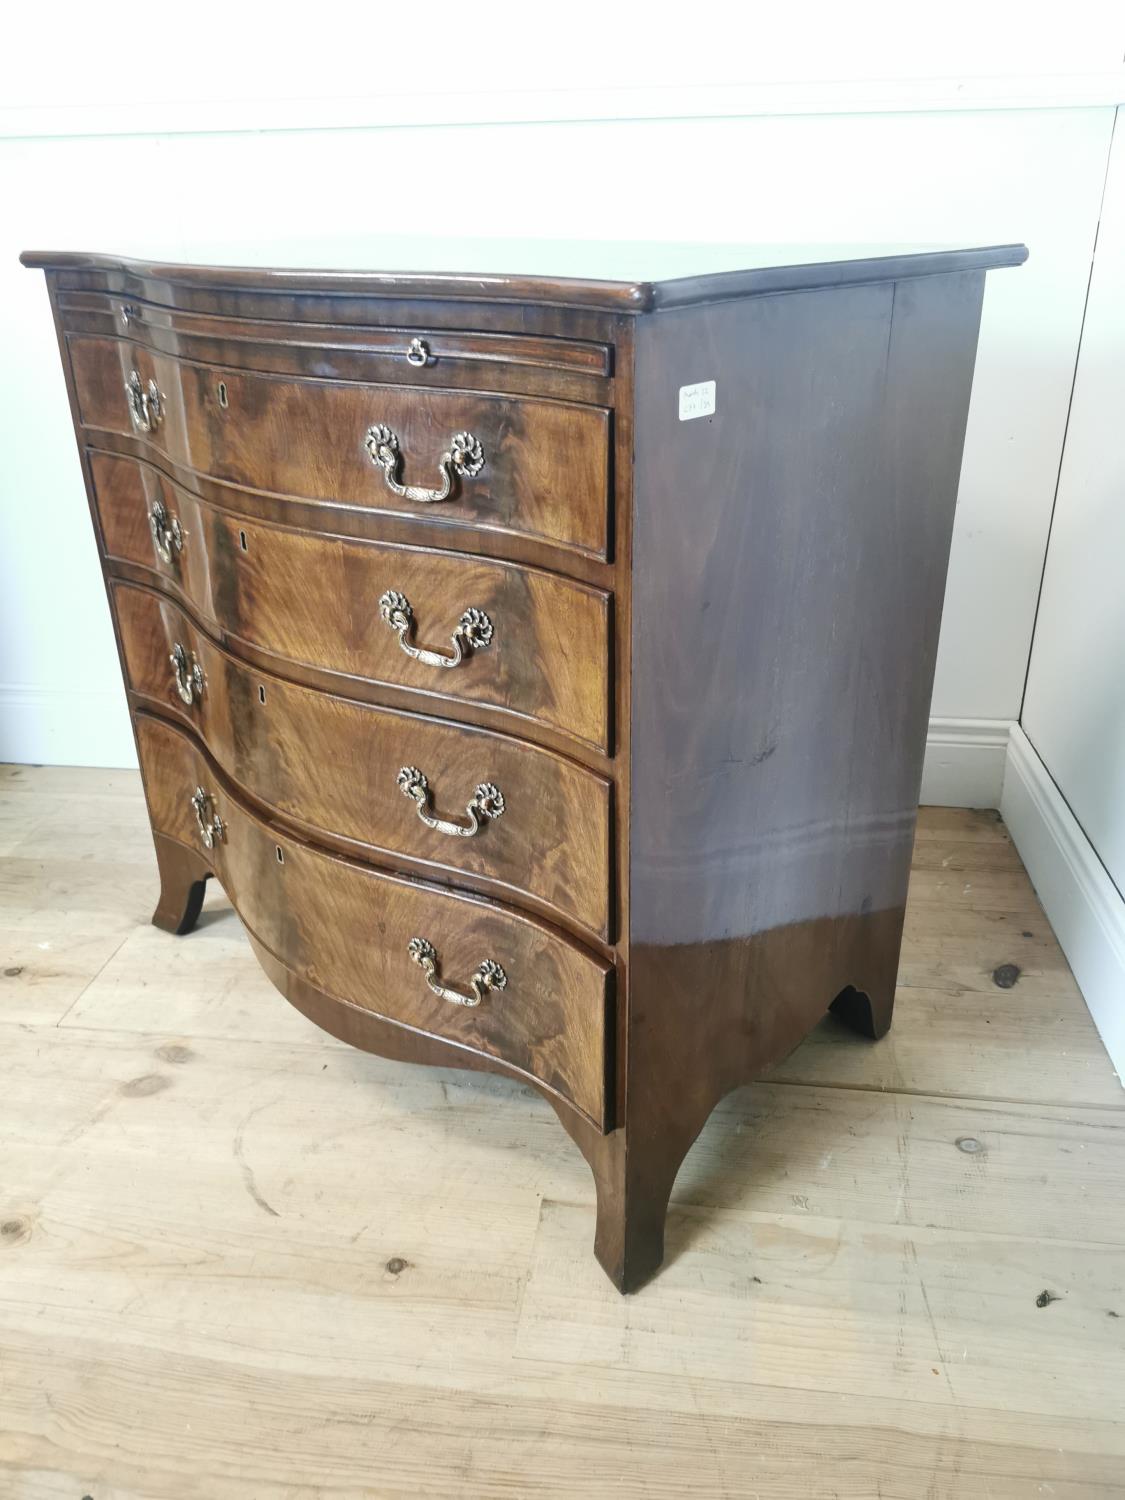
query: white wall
3 2 1123 132
1022 121 1125 894
1002 113 1125 1079
0 9 1122 769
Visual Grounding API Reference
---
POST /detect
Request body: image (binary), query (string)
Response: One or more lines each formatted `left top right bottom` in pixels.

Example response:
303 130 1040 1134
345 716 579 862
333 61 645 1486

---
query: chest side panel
628 273 987 1091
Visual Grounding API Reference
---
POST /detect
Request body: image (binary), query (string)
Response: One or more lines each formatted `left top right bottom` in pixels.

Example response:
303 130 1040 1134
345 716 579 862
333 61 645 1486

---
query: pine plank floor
1 764 1122 1499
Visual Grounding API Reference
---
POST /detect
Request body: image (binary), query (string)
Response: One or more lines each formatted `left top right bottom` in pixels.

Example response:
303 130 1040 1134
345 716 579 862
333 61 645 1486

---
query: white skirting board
1001 725 1125 1083
0 684 134 769
919 716 1013 808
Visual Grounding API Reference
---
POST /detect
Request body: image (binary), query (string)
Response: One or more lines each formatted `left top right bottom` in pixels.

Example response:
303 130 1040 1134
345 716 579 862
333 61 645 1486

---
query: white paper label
678 380 716 421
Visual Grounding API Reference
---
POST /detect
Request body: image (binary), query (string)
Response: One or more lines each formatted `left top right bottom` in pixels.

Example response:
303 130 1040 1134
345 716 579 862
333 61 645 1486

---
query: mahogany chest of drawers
23 242 1025 1291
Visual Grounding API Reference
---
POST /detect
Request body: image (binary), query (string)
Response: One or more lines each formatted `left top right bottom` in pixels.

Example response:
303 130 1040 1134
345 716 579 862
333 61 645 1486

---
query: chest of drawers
23 242 1025 1291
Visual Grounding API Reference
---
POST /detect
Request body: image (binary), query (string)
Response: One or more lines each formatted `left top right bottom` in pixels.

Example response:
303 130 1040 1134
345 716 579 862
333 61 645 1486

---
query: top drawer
58 293 615 386
67 336 612 560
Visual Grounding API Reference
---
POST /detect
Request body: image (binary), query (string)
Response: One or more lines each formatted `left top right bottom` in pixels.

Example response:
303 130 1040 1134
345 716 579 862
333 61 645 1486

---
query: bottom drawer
136 713 612 1128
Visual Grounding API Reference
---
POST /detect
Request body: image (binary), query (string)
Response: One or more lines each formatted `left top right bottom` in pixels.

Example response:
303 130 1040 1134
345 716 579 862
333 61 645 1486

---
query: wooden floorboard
1 767 1122 1498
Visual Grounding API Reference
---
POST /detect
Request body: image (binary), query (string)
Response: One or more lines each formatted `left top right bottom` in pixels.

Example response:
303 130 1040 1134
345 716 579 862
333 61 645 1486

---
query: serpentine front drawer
25 242 1026 1292
69 335 612 558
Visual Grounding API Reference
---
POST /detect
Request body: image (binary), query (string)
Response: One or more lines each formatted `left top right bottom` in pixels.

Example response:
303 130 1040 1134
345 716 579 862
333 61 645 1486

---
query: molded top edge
20 244 1029 312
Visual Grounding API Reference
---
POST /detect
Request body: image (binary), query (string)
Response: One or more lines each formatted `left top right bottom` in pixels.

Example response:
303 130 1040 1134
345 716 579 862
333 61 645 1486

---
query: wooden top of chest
21 241 1028 312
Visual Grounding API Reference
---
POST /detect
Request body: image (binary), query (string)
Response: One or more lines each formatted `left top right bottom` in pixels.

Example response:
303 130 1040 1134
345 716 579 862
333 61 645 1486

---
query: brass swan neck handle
378 590 493 670
170 643 204 705
148 497 184 564
397 767 505 839
407 937 506 1009
190 787 224 850
365 424 484 505
125 369 163 433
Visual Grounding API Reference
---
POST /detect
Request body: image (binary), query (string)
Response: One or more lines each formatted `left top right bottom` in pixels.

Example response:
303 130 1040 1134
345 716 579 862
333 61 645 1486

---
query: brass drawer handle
378 590 493 669
406 337 432 367
190 787 224 850
365 423 484 504
397 766 505 838
125 369 163 433
170 643 204 705
407 937 506 1008
148 498 184 564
